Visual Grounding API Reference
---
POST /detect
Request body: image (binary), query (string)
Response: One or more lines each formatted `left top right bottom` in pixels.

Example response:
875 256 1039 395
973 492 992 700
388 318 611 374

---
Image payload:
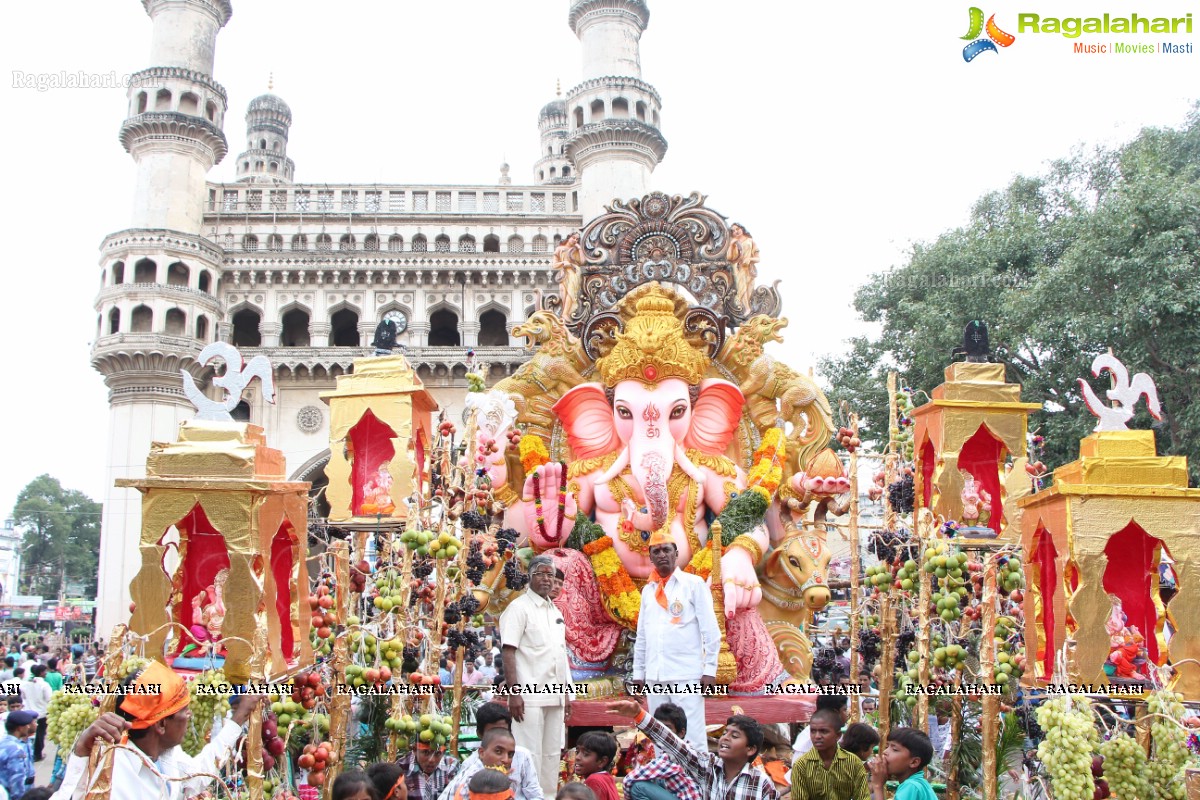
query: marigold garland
753 427 786 464
684 545 713 581
519 435 550 474
583 536 641 629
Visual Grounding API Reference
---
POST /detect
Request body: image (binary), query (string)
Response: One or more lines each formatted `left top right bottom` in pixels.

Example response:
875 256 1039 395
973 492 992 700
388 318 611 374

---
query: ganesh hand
521 462 578 548
720 545 762 616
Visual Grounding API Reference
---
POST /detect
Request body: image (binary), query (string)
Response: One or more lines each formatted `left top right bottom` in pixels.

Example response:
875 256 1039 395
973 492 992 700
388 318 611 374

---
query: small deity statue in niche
727 223 759 314
553 231 584 323
189 567 229 647
360 464 396 515
960 475 992 528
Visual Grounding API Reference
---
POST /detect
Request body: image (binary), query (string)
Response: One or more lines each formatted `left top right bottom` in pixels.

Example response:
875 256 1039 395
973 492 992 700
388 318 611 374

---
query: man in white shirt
50 662 263 800
928 703 953 764
477 652 498 683
630 532 721 752
18 666 50 762
499 554 574 797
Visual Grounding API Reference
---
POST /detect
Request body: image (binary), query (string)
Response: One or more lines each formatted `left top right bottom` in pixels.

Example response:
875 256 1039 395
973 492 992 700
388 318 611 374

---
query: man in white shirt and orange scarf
630 529 722 751
50 661 264 800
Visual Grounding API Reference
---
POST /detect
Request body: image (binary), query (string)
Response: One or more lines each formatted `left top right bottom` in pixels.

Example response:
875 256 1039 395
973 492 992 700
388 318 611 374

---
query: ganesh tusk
674 445 707 487
595 447 629 486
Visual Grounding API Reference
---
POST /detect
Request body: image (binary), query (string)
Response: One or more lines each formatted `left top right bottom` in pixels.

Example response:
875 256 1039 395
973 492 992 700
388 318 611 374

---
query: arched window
483 234 500 253
478 309 508 346
428 308 460 347
549 167 557 178
507 236 524 254
272 141 280 151
131 305 153 333
108 307 121 335
574 107 584 128
339 234 356 251
136 92 148 114
612 97 629 119
412 235 427 253
179 92 199 115
154 89 171 112
434 235 451 253
205 100 216 121
231 308 262 347
330 308 360 346
269 162 279 173
387 235 403 252
281 308 311 347
316 234 333 251
195 314 209 341
165 308 186 336
291 234 308 251
259 139 267 149
532 235 548 254
198 271 211 293
111 261 125 285
243 234 259 251
635 101 647 122
268 234 284 252
255 161 264 172
364 234 379 252
538 170 544 182
458 235 476 253
134 258 156 283
590 98 604 122
562 166 571 178
548 145 554 156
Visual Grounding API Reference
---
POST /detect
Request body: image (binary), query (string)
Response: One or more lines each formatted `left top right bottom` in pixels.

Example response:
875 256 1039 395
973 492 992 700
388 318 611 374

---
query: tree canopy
820 104 1200 481
11 474 101 598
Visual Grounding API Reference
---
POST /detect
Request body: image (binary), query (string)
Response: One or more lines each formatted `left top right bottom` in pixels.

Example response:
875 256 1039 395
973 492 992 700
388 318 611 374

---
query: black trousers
33 716 46 760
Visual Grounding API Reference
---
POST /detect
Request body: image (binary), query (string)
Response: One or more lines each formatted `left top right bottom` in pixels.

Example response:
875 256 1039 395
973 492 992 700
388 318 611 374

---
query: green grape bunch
1146 690 1189 800
1098 731 1150 800
183 669 231 756
47 692 100 753
1035 695 1099 800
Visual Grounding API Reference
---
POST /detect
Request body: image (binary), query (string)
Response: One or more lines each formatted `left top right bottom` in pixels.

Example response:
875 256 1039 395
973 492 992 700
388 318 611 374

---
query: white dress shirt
436 745 544 800
20 679 50 717
50 717 242 800
498 589 573 707
632 569 721 682
930 717 952 758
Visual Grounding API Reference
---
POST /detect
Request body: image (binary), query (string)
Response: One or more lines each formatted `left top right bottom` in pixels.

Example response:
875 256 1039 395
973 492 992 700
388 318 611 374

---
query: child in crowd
791 709 869 800
333 771 380 800
443 728 518 800
869 727 937 800
437 704 540 800
573 732 618 800
555 786 595 800
367 762 407 800
468 770 514 800
840 723 881 762
623 703 702 800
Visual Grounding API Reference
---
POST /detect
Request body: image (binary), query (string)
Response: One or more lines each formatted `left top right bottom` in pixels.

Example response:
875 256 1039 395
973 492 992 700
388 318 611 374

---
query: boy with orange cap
629 530 721 752
49 662 265 800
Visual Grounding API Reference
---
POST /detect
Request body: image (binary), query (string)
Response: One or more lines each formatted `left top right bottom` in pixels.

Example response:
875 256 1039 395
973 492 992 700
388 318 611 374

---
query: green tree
822 105 1200 480
11 474 101 599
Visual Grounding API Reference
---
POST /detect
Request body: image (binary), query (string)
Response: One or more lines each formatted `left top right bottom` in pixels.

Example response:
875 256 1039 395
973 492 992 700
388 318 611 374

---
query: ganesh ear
683 378 745 455
553 383 621 460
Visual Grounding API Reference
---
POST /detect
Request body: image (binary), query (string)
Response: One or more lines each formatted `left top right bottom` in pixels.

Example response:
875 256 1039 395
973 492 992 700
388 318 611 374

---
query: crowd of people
0 537 950 800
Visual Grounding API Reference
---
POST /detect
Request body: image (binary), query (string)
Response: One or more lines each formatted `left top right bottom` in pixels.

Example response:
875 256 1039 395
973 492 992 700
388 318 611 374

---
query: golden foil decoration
321 354 438 523
1018 430 1200 697
911 362 1040 540
118 421 313 684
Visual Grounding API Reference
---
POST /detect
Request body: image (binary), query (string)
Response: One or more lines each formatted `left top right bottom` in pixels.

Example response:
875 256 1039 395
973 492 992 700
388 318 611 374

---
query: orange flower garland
583 536 641 629
519 435 550 474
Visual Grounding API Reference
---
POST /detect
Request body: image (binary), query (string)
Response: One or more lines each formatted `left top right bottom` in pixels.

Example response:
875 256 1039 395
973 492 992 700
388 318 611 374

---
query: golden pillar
911 362 1039 540
1018 430 1200 696
322 354 438 523
118 420 313 684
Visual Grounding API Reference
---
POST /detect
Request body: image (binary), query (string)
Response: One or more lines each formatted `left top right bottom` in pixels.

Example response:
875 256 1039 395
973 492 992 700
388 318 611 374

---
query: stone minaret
92 0 232 634
534 84 573 185
235 81 295 184
564 0 666 218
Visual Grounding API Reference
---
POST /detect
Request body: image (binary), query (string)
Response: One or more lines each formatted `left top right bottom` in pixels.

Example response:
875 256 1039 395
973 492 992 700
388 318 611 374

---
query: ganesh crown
595 285 709 387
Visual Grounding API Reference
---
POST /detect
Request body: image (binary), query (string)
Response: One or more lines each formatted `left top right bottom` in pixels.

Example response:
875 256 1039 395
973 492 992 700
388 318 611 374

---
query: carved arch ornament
544 191 782 333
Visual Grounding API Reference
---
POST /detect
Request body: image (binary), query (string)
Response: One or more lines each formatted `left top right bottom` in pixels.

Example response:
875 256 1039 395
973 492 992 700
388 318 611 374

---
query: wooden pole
915 511 933 733
848 412 863 721
324 541 351 800
711 521 738 685
878 373 899 741
449 526 473 755
980 551 1000 800
946 683 963 800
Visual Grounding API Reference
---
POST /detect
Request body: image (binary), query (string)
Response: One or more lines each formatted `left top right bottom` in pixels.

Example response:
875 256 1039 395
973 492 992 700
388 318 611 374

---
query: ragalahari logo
962 8 1016 61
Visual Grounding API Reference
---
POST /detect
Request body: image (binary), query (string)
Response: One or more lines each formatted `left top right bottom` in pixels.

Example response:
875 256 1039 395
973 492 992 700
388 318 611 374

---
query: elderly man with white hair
499 554 574 796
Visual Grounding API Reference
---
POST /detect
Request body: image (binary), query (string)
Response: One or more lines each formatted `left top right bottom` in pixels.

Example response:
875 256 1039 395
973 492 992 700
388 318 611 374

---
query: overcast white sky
2 1 1195 516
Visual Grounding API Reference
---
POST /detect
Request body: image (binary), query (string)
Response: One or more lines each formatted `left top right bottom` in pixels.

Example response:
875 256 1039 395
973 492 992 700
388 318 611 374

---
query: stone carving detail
296 405 324 433
544 191 781 333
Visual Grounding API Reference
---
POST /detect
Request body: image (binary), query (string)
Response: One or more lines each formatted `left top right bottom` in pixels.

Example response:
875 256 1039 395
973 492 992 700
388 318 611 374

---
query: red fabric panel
919 438 935 509
172 504 230 653
1102 522 1166 663
1033 525 1058 678
959 425 1005 535
271 521 296 660
348 409 397 515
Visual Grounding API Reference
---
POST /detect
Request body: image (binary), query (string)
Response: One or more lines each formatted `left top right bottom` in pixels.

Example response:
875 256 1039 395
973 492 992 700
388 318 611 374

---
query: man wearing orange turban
50 662 265 800
629 530 721 752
